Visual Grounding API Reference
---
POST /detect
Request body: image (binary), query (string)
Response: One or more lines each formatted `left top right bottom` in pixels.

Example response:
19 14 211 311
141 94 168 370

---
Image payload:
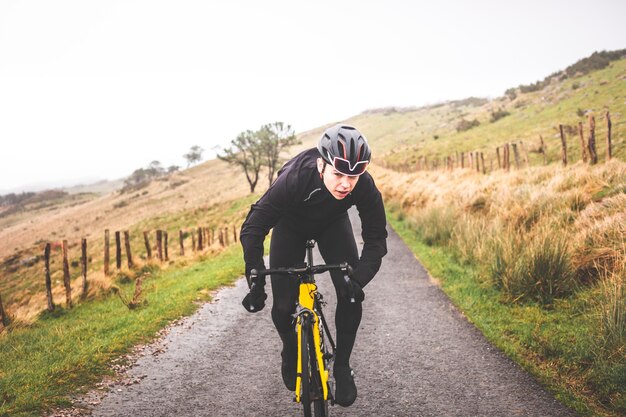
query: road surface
90 210 576 417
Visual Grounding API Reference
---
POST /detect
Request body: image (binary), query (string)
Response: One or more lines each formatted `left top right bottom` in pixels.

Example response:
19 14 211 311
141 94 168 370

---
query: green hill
347 52 626 169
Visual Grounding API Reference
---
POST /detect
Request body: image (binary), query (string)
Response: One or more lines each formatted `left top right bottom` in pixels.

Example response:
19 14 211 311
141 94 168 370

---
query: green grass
0 244 245 417
387 210 624 417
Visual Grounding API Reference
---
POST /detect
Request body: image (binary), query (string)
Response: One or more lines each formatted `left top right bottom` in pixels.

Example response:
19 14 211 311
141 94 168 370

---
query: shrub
113 200 129 209
410 206 456 246
490 109 510 123
519 79 550 93
489 230 576 305
597 258 626 352
456 118 480 132
451 215 492 264
565 49 626 77
505 88 517 100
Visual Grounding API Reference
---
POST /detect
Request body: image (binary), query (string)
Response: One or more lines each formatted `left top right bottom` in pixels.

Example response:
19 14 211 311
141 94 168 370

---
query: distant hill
61 178 125 195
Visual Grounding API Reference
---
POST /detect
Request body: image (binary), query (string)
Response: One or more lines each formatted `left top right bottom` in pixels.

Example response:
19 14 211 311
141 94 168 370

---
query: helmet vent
349 139 356 161
337 140 346 159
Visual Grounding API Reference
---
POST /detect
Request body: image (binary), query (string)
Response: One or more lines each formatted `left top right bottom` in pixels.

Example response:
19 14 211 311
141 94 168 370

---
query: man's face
317 158 360 200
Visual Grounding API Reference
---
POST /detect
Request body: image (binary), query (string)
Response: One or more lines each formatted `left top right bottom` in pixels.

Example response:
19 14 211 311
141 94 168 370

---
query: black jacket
240 148 387 287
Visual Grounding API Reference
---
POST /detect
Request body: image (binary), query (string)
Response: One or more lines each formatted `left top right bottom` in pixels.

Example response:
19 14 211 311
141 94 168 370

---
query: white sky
1 0 625 192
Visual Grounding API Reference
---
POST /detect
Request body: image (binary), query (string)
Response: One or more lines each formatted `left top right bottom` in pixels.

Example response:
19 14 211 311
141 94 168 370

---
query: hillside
0 125 327 323
354 55 626 169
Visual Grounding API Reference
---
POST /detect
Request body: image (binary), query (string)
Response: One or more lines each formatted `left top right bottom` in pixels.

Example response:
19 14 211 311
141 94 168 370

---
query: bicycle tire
300 319 312 417
309 324 328 417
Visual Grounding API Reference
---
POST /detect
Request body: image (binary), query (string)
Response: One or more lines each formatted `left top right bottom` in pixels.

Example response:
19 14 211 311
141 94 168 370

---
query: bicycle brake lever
247 269 258 290
343 274 355 304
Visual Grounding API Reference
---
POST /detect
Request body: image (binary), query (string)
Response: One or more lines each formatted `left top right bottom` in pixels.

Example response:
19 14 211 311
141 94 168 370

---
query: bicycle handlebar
247 262 356 305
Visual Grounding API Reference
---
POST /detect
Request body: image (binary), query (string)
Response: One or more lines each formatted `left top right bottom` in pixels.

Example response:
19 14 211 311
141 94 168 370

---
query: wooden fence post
578 122 587 163
197 227 203 251
0 293 8 328
606 111 612 161
179 230 185 256
81 238 88 300
124 231 133 269
164 231 169 261
115 231 122 269
512 143 520 169
211 228 215 246
224 227 229 246
504 143 510 172
191 232 196 252
496 147 501 169
559 124 567 166
104 230 110 276
233 225 237 243
143 231 152 259
156 230 163 261
62 240 72 308
588 115 598 164
475 152 480 173
539 136 547 165
520 141 529 167
45 243 55 311
480 153 486 174
218 229 224 246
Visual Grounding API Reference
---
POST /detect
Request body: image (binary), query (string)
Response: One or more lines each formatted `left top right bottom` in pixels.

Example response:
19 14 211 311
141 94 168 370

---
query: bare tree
183 145 204 168
218 130 263 193
259 122 300 186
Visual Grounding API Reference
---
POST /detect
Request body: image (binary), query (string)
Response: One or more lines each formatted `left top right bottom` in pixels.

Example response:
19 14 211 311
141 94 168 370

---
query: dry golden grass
372 158 626 287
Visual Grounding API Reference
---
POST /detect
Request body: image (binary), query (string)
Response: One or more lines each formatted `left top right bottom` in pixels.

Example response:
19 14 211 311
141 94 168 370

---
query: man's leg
317 214 361 406
269 221 306 391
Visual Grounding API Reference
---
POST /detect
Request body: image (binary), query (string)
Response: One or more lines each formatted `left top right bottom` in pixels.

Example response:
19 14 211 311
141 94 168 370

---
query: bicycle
247 239 356 417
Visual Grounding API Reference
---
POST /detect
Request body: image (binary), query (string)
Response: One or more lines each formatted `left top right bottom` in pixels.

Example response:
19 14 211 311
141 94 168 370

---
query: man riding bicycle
240 124 388 407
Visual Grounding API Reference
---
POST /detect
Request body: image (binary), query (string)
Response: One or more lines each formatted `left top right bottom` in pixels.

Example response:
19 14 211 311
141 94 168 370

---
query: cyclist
240 124 388 407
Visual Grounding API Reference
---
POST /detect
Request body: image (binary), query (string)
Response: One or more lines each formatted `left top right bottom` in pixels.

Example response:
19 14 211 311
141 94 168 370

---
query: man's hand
242 279 267 313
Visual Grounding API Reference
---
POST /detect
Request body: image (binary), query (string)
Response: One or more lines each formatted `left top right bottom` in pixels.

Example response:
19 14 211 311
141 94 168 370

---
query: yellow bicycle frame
295 282 329 403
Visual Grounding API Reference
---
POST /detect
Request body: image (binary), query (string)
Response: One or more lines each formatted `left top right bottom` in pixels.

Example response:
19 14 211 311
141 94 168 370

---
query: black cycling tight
269 214 362 339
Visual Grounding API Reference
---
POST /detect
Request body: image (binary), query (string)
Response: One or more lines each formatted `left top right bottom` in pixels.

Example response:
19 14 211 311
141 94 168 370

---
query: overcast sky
1 0 625 193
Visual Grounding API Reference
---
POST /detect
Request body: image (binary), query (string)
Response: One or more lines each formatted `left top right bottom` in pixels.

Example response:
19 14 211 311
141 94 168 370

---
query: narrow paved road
91 210 576 416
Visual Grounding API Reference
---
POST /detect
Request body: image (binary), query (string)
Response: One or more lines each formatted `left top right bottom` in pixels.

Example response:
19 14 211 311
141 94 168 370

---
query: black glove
242 277 267 313
341 277 365 303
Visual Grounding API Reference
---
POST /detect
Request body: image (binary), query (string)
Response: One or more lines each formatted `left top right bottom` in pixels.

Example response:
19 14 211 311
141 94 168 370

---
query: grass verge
387 211 623 417
0 245 244 417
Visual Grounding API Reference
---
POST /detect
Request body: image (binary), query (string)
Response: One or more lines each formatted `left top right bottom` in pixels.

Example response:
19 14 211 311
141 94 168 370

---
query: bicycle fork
295 282 330 403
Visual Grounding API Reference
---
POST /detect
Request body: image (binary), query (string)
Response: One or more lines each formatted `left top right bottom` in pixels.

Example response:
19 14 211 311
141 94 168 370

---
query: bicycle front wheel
299 318 329 417
300 319 312 417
